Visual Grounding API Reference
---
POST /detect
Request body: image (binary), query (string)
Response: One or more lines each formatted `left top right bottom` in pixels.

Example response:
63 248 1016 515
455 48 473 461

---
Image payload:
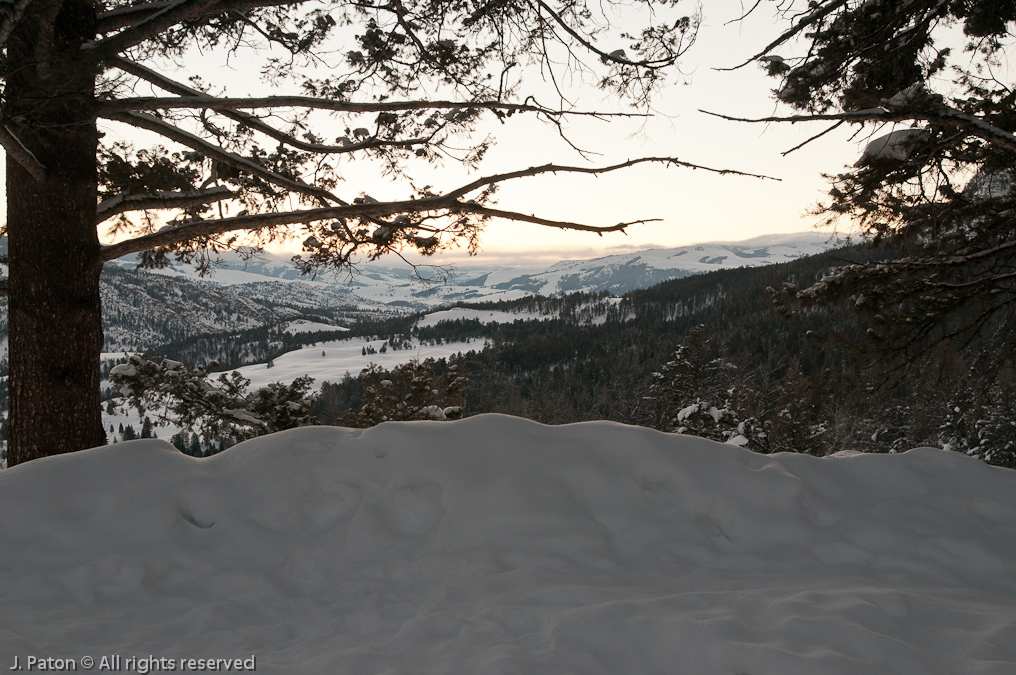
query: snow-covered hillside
0 233 836 358
114 232 837 310
100 265 306 351
500 232 836 296
1 416 1013 674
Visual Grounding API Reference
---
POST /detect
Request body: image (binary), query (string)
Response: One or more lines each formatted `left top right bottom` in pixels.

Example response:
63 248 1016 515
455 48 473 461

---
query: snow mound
2 415 1015 674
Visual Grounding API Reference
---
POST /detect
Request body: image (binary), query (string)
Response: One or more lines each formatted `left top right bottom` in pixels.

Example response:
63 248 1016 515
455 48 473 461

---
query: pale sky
6 1 870 266
454 3 863 263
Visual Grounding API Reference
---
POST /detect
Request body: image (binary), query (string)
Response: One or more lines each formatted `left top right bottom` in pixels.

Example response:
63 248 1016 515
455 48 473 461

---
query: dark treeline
316 242 1014 469
448 248 880 424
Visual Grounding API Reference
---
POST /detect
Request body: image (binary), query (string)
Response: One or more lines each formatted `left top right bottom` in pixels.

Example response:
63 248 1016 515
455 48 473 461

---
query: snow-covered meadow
414 306 552 328
1 415 1014 674
96 312 506 443
231 335 477 390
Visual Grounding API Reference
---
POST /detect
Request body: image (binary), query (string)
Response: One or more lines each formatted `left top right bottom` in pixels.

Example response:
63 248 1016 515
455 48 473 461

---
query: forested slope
317 243 1015 467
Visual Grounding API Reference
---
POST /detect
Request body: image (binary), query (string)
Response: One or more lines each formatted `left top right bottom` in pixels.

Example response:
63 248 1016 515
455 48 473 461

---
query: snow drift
1 415 1014 674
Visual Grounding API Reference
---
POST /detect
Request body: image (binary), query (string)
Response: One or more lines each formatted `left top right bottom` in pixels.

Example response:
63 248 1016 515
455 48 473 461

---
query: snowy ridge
113 232 837 311
0 232 839 362
99 265 302 351
1 416 1013 673
513 232 835 296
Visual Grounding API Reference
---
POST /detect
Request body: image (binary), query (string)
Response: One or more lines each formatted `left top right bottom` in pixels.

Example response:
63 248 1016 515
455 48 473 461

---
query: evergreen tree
110 354 316 445
187 432 202 457
169 431 187 453
649 325 742 442
0 0 733 465
763 358 828 456
345 359 468 428
725 1 1016 373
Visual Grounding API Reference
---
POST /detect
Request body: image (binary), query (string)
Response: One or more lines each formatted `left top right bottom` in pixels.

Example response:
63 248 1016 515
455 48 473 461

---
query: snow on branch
96 186 236 223
109 354 317 441
85 0 219 55
0 124 47 182
95 0 308 33
96 0 179 32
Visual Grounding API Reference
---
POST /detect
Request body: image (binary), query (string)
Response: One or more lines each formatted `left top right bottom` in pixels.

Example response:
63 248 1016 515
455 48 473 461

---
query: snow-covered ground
416 306 551 328
2 416 1014 674
282 320 349 336
232 336 477 388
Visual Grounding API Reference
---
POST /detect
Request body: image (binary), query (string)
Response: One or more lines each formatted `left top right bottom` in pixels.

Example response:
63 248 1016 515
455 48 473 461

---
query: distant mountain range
0 232 841 359
110 232 838 311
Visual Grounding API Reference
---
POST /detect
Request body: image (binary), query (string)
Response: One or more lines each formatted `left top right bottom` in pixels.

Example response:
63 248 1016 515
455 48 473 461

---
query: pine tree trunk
4 0 105 466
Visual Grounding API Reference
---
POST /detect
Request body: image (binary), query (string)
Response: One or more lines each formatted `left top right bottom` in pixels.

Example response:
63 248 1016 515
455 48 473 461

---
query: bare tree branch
98 155 777 262
0 279 8 297
716 0 851 71
110 57 641 157
532 0 680 68
97 196 635 262
459 204 654 233
101 110 342 205
96 199 455 261
97 186 236 223
700 108 1016 154
112 57 373 155
86 0 221 55
444 156 779 201
0 124 47 182
781 120 844 156
101 94 631 118
724 0 763 26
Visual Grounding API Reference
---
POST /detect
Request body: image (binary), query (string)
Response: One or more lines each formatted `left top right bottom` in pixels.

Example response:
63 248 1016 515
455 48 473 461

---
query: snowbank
1 415 1014 674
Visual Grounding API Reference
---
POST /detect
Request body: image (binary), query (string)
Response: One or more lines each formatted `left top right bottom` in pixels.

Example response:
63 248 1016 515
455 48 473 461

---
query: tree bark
4 0 105 466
